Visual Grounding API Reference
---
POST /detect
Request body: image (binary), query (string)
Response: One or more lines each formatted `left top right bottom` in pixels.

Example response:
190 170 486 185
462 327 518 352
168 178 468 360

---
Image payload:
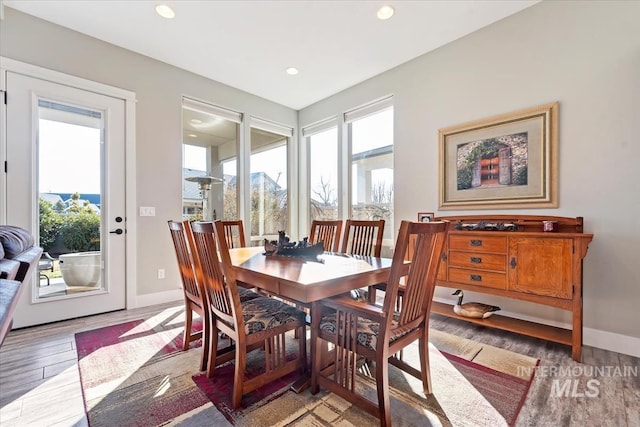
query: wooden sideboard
426 215 593 362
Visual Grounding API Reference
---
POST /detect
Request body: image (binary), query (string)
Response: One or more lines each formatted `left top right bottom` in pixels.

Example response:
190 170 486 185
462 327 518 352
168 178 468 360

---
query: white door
4 71 126 327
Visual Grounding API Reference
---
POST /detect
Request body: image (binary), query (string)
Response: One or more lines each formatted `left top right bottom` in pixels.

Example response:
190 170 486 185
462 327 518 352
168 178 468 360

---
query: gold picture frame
438 102 558 210
418 212 434 222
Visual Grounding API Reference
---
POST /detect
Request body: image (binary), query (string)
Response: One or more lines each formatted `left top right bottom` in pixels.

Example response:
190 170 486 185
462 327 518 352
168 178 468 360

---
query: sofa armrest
12 246 43 283
0 279 23 347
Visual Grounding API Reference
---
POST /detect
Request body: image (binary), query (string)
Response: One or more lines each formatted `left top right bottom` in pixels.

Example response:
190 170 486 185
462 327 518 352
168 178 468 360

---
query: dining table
228 246 394 305
228 246 395 392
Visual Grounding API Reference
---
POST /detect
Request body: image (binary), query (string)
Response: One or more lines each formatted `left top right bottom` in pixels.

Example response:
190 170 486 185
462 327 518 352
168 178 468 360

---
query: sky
38 119 101 195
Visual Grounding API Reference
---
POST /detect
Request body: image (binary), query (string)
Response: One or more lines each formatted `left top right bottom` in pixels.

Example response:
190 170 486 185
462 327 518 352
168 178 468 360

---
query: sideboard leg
572 290 583 362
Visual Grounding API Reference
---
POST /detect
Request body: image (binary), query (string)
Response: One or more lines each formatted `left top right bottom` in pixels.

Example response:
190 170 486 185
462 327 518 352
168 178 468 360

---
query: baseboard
583 327 640 359
432 296 640 358
133 289 182 309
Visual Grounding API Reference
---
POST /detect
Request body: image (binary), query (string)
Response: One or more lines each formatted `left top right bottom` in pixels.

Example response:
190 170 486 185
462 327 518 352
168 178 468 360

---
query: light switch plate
139 206 156 217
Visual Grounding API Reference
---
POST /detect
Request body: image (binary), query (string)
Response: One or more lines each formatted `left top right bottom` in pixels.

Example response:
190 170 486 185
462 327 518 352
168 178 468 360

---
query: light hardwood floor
0 302 638 426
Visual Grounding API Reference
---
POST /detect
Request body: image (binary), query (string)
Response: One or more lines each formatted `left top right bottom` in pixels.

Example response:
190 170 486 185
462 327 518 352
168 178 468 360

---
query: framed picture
418 212 434 222
438 102 558 210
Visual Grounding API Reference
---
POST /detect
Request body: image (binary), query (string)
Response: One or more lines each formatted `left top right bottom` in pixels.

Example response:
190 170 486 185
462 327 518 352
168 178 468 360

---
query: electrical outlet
157 268 165 279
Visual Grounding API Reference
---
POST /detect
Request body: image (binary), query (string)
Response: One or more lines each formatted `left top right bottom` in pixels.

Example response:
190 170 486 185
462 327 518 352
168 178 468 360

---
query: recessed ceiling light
190 119 202 124
188 134 198 138
286 67 299 75
377 5 394 20
156 4 175 19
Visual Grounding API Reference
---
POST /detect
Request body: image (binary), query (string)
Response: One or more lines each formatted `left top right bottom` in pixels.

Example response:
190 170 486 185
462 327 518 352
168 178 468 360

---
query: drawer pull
441 253 447 262
470 274 482 282
470 239 483 247
470 256 482 264
510 257 517 268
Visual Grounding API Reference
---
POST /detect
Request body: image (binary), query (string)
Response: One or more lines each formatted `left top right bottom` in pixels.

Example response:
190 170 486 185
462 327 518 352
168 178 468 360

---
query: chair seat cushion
319 311 411 351
238 287 261 302
241 297 305 335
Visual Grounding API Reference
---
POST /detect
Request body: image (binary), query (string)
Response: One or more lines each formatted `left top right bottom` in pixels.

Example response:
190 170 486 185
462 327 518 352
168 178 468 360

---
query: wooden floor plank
619 353 640 427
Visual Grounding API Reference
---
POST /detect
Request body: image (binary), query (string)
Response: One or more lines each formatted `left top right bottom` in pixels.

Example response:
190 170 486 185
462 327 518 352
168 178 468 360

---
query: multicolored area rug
193 328 538 426
75 311 538 427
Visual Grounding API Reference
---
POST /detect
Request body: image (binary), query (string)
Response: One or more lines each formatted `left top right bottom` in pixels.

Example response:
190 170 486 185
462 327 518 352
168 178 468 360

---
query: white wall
300 1 640 346
0 8 297 302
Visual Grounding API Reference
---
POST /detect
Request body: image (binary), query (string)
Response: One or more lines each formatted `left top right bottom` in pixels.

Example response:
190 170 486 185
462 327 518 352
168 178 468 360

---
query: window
181 98 240 221
249 120 291 245
222 159 238 220
308 126 338 221
346 100 394 255
302 98 394 253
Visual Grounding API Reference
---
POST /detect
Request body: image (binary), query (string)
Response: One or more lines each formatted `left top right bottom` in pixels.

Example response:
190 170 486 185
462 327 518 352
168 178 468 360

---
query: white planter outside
59 251 101 288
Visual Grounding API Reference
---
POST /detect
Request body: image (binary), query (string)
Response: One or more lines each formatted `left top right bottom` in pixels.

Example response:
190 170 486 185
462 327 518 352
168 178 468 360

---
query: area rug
75 310 538 427
192 328 539 426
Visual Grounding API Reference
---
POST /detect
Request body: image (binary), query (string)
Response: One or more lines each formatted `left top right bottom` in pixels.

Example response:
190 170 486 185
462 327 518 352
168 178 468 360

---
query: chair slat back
309 220 343 252
190 221 239 326
341 219 385 257
167 220 202 304
220 220 246 248
382 221 449 330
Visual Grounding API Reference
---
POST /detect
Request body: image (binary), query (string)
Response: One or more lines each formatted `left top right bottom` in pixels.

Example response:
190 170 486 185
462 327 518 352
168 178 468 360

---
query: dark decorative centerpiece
264 231 324 261
454 221 518 232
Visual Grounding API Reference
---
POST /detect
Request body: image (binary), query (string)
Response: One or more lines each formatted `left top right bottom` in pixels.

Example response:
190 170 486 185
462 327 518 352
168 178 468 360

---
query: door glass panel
37 100 103 299
349 107 394 256
309 127 338 221
182 107 237 221
249 128 288 245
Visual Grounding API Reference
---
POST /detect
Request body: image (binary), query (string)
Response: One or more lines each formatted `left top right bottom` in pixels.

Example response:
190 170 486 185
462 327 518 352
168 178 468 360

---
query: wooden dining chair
340 219 387 305
220 219 246 248
167 220 209 371
309 219 343 252
190 220 307 409
310 220 449 426
340 219 385 257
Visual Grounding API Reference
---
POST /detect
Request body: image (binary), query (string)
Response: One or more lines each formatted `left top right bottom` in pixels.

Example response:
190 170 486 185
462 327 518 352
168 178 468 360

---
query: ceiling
4 0 539 110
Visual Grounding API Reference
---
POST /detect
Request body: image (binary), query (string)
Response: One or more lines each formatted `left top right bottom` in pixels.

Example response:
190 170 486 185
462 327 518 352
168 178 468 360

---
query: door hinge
1 90 6 105
3 161 6 173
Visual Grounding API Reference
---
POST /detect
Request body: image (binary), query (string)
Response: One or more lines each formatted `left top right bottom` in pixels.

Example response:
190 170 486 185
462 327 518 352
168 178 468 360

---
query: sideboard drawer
448 267 507 289
448 251 507 272
448 235 507 253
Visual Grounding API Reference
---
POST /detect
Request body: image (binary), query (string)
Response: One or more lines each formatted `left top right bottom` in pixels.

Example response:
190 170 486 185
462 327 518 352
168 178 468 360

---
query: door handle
109 228 124 235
